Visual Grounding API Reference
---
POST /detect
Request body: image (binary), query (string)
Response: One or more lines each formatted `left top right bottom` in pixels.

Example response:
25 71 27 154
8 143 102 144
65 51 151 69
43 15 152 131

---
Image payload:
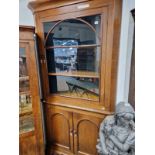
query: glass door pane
19 47 34 134
43 15 101 101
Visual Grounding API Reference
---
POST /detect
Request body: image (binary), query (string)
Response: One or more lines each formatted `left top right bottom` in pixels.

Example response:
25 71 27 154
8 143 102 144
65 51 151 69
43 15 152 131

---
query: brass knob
73 130 77 135
70 129 73 135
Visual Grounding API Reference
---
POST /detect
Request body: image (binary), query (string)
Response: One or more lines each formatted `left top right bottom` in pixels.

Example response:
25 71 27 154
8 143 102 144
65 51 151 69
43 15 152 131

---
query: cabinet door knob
42 100 46 103
70 129 73 135
73 130 77 135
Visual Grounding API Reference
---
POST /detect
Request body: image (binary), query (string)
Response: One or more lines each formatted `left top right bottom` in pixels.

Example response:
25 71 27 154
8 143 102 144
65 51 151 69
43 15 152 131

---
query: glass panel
19 47 34 134
43 14 101 101
49 76 99 101
46 47 100 73
19 47 29 92
44 15 101 46
19 114 34 134
81 15 101 45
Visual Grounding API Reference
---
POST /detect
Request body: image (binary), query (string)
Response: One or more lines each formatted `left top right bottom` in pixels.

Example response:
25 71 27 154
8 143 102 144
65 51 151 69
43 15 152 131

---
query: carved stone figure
96 102 135 155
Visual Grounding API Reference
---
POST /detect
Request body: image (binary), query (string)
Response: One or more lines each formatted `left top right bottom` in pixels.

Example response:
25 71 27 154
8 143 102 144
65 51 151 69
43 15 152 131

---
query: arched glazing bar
44 17 101 48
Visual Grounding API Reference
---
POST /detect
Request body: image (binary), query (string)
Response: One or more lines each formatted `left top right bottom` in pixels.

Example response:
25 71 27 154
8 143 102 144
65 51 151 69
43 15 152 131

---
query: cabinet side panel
20 135 38 155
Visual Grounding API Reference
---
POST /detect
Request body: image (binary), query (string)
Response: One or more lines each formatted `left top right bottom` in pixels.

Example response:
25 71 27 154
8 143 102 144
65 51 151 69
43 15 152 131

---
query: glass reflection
49 76 99 101
44 15 101 46
19 47 34 134
43 15 101 100
47 46 100 73
19 114 34 134
19 48 29 92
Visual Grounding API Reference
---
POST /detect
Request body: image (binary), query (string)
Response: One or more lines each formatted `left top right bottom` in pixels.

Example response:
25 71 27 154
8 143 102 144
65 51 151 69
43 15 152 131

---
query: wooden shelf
19 130 35 138
19 126 35 135
19 55 26 58
19 76 29 81
48 71 99 78
20 110 33 117
46 44 100 50
19 103 33 117
19 91 31 95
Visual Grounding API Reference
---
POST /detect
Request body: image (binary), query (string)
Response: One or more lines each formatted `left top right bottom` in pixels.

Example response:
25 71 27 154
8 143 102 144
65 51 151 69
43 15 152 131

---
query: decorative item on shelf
19 56 28 76
96 102 135 155
20 94 27 107
20 94 32 106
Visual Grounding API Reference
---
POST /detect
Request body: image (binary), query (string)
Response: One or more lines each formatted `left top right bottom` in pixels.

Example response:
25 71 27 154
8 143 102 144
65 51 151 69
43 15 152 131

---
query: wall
19 0 34 26
116 0 135 104
19 0 135 105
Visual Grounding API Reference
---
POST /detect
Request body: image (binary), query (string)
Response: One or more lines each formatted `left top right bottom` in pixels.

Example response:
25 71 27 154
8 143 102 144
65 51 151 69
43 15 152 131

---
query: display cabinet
28 0 122 154
19 26 44 155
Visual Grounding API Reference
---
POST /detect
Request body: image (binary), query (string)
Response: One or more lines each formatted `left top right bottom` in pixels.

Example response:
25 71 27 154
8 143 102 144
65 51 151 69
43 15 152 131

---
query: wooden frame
32 3 107 107
44 17 101 45
19 26 45 155
29 0 122 111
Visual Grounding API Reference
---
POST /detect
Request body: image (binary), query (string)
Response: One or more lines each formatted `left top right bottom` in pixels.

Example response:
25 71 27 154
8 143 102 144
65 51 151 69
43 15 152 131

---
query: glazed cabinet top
28 0 122 113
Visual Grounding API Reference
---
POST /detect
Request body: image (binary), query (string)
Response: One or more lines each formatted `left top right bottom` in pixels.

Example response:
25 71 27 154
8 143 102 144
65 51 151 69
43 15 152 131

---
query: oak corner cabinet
19 26 45 155
28 0 122 154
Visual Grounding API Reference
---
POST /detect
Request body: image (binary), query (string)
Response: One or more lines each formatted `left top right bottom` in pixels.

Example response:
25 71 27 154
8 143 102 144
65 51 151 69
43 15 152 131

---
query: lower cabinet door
73 113 103 155
46 106 74 153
